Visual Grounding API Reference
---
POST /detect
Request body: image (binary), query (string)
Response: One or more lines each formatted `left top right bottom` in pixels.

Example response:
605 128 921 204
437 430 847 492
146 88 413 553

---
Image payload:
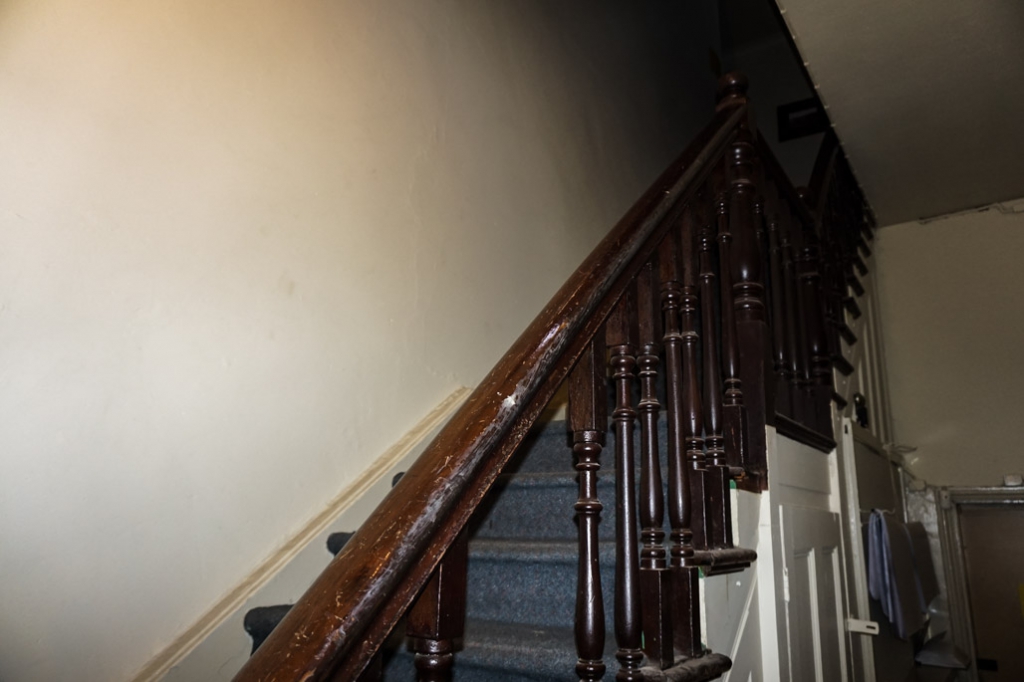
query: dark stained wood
406 531 468 682
765 185 792 421
636 259 674 670
806 130 839 220
697 201 732 550
606 289 644 682
569 338 608 682
679 205 708 551
795 219 834 436
234 103 747 682
775 414 837 453
235 69 879 682
834 355 855 377
659 229 693 569
856 236 872 258
832 391 849 410
726 130 770 491
672 564 703 659
779 203 806 425
843 295 862 319
838 322 858 346
852 252 868 277
847 272 865 297
351 653 382 682
713 188 748 482
659 228 703 660
695 546 758 576
640 652 732 681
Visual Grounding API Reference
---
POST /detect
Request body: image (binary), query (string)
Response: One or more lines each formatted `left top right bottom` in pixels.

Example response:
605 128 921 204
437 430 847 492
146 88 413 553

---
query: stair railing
234 73 871 682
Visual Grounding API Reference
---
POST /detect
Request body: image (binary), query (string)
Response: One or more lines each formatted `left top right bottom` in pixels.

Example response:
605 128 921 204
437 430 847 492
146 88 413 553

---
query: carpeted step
466 539 616 630
382 618 617 682
243 604 293 655
470 471 619 541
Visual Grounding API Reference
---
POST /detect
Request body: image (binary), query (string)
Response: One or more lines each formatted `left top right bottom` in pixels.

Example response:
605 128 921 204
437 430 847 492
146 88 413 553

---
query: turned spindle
698 202 733 550
658 229 702 659
714 190 748 478
636 259 674 670
406 531 468 682
606 289 644 681
568 338 607 682
679 205 708 551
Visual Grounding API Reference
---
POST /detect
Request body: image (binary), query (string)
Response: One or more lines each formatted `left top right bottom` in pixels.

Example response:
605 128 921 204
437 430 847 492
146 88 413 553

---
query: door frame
936 486 1024 682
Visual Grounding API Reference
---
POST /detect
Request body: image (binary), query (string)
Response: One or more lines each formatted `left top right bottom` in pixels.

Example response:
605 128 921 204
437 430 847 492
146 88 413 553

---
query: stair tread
457 619 596 673
401 618 612 681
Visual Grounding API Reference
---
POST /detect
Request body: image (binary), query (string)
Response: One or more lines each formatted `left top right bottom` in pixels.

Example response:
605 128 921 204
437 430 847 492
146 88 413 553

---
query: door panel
782 504 847 682
766 432 851 682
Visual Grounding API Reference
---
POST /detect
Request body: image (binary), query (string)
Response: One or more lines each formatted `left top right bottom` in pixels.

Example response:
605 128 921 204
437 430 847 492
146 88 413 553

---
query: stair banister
234 102 748 682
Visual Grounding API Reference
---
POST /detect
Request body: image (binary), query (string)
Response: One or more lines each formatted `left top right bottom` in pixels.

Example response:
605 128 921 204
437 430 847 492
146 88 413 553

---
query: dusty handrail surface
233 102 748 681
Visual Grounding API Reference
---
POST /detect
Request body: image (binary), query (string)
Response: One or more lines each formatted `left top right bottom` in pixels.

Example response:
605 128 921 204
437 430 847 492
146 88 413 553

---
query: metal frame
935 485 1024 682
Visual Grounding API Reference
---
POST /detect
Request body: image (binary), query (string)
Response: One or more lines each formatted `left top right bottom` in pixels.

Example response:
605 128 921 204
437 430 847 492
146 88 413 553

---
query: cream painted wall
875 201 1024 486
0 1 720 679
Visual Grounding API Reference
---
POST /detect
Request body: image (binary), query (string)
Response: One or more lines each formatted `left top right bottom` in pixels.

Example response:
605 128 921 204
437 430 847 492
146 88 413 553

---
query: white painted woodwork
705 490 764 682
834 419 878 682
764 429 852 681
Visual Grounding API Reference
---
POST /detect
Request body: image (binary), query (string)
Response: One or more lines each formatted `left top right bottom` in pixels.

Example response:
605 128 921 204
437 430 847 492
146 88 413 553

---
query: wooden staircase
231 72 873 682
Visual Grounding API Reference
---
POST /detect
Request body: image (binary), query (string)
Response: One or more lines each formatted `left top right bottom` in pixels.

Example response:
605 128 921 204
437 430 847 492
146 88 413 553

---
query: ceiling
773 0 1024 226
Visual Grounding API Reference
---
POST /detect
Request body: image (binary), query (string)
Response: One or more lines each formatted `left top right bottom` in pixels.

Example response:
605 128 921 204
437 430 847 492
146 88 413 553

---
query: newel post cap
715 72 749 111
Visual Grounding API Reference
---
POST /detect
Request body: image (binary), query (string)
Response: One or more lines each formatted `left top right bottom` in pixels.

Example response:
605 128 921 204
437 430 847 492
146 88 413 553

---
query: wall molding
129 386 471 682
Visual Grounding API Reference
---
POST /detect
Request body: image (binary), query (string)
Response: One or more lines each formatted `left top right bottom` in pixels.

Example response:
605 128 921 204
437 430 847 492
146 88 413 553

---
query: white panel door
781 504 847 682
766 430 851 682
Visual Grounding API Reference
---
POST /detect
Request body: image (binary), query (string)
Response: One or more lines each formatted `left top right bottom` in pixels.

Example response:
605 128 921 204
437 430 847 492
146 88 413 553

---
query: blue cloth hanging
867 510 927 639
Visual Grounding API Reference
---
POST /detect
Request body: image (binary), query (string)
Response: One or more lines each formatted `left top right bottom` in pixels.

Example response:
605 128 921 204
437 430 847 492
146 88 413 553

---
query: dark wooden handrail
235 103 749 682
234 70 875 681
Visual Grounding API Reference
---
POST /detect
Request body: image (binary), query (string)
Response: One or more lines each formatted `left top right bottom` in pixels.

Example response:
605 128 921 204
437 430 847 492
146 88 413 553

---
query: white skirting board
130 387 471 682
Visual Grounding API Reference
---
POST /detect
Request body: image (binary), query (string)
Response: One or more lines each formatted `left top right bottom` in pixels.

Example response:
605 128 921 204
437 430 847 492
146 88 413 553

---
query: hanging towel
906 521 940 610
867 510 926 639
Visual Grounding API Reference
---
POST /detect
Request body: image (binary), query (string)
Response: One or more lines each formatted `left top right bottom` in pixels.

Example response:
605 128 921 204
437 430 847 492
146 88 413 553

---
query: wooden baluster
406 530 468 682
767 199 792 420
658 230 701 659
606 288 644 681
815 184 844 365
680 205 708 551
636 259 674 670
795 216 833 436
718 73 770 489
714 190 748 479
698 204 733 550
568 338 607 682
780 208 809 424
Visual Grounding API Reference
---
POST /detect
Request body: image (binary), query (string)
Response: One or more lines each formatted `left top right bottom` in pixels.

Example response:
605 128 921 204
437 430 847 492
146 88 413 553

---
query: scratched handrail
233 101 748 681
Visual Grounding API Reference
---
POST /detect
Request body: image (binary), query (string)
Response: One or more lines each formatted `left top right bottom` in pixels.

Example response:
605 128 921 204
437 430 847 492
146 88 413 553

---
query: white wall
875 200 1024 486
0 1 720 680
